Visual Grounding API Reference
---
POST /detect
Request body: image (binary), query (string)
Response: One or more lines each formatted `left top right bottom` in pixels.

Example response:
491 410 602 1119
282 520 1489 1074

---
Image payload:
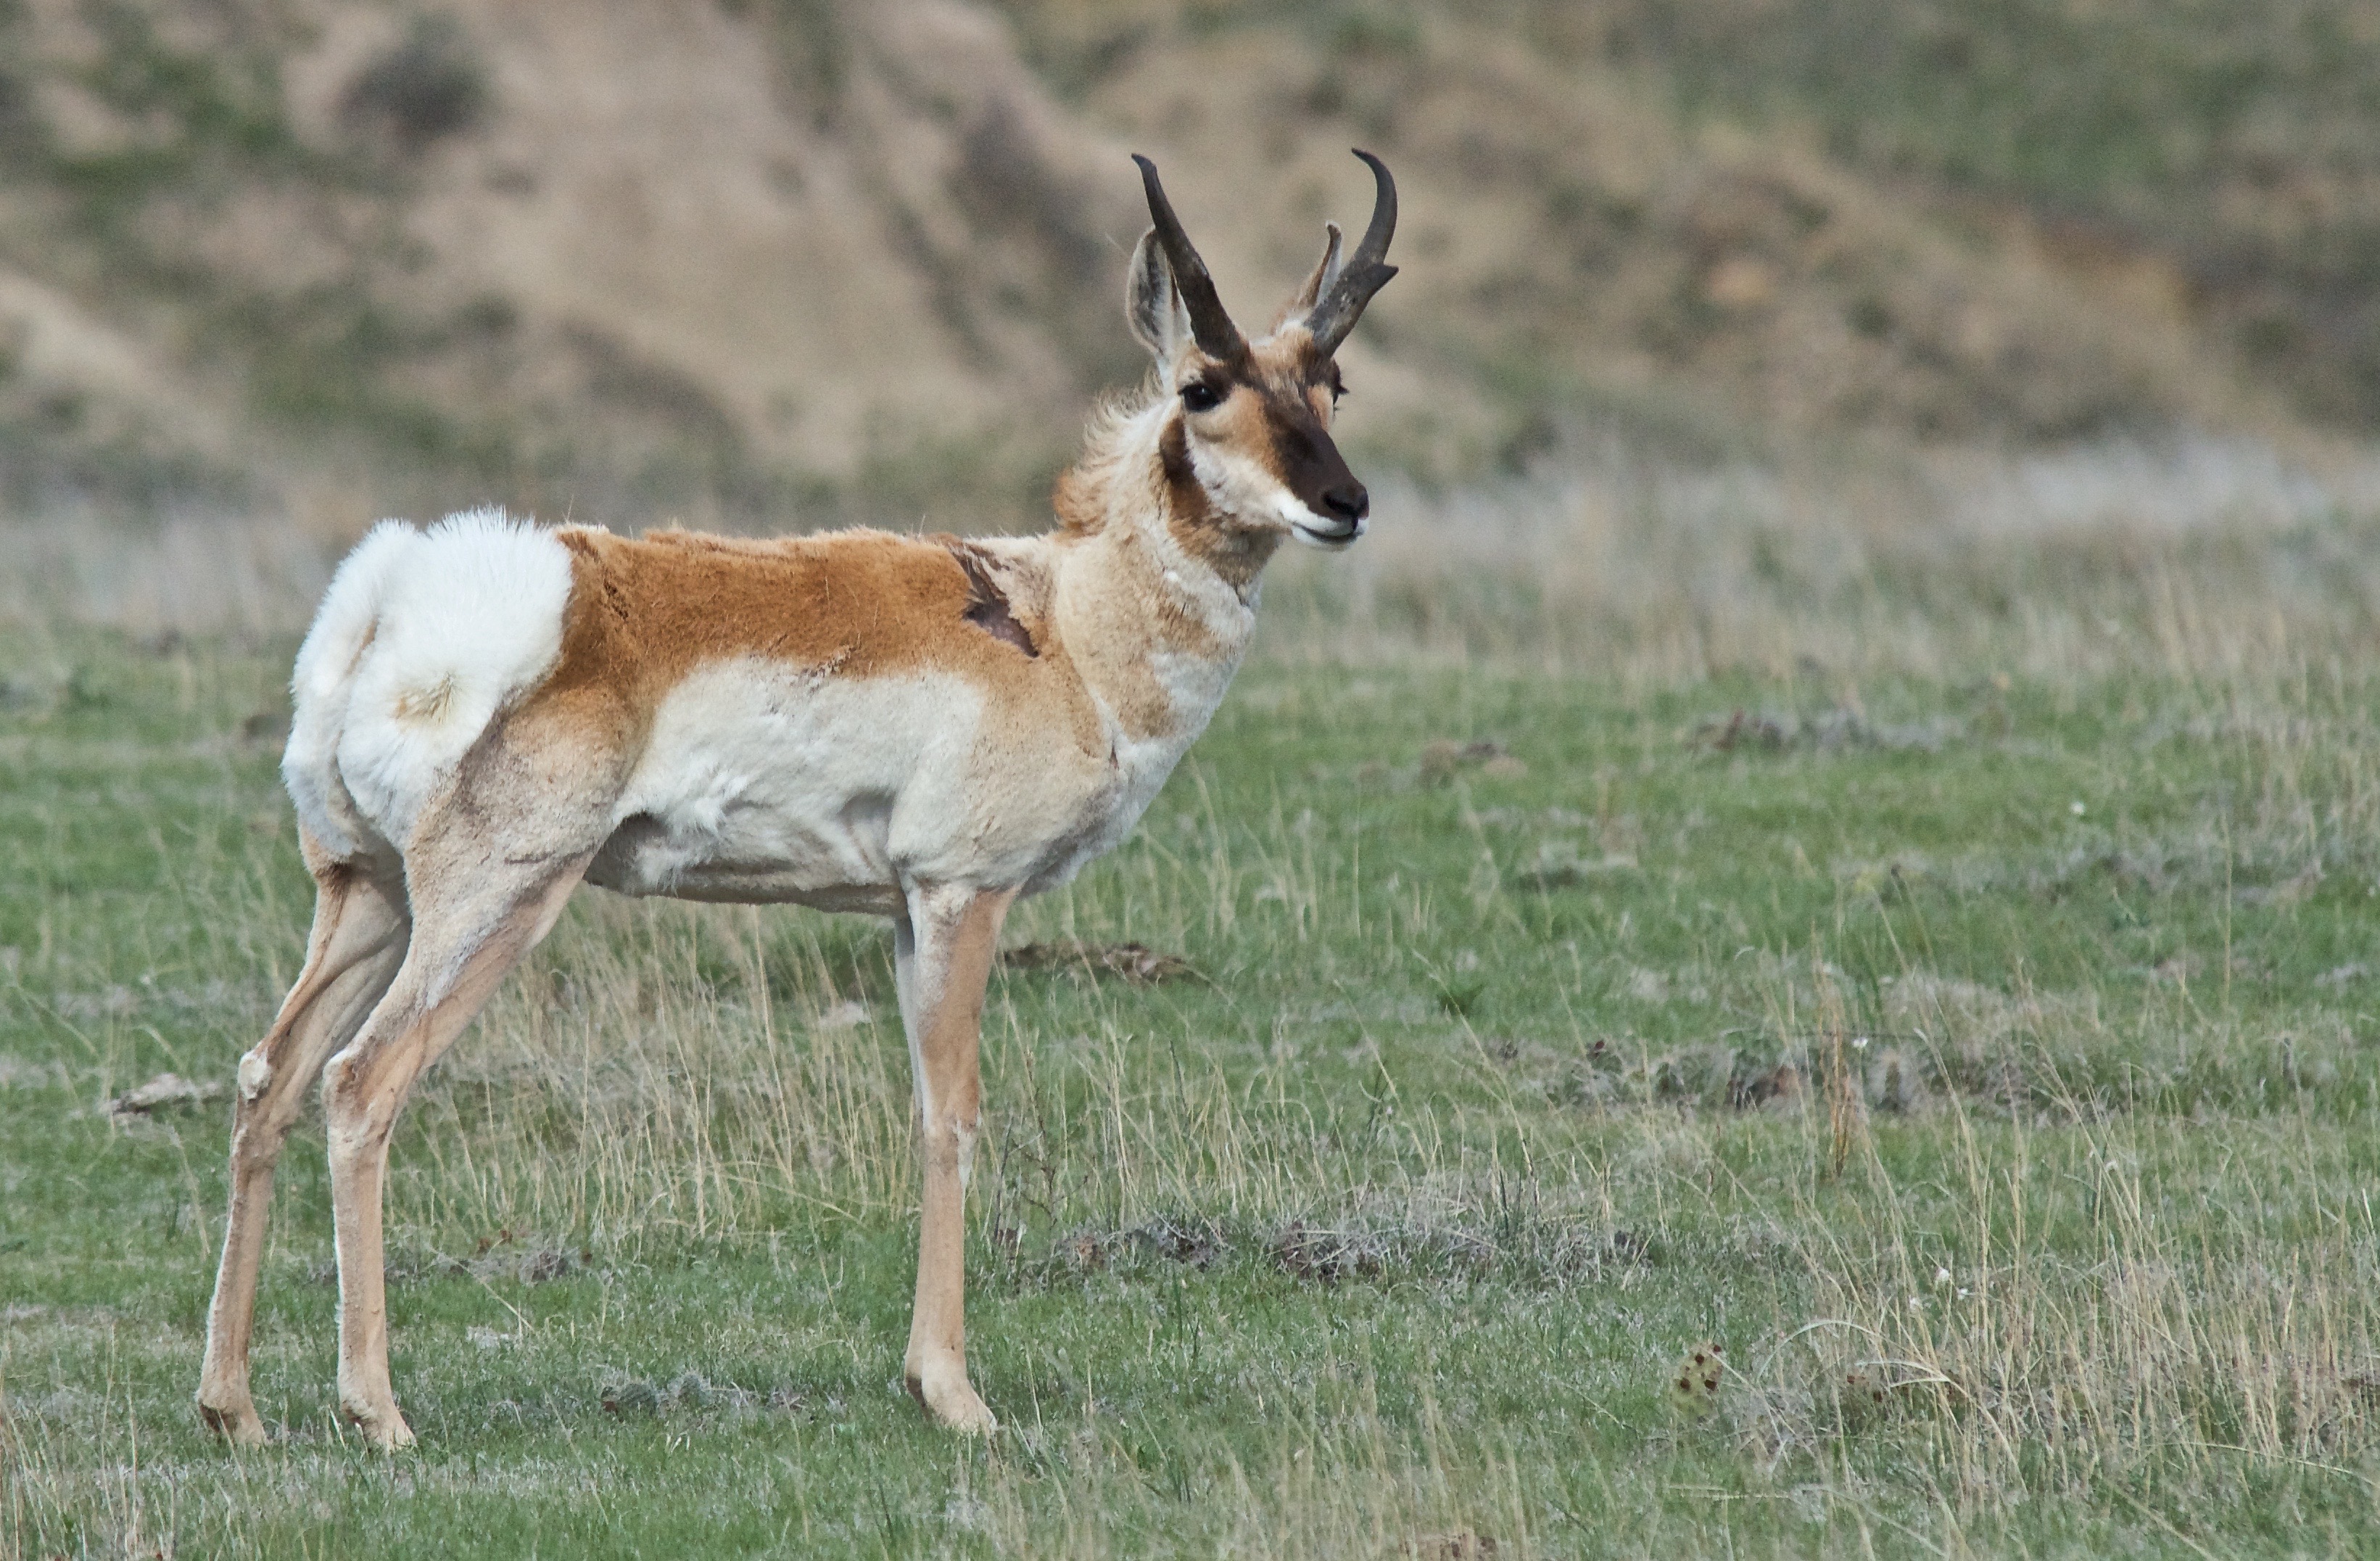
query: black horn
1132 154 1247 360
1304 149 1398 354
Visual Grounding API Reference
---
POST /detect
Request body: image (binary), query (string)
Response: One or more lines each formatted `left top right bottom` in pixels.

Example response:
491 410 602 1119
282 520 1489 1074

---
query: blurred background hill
2 0 2377 571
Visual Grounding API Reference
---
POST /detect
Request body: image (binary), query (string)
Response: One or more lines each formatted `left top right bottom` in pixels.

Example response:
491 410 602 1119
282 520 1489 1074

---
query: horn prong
1304 149 1399 354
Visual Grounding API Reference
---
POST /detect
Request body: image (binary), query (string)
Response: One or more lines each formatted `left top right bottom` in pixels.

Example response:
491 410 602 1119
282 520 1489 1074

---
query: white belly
584 659 986 910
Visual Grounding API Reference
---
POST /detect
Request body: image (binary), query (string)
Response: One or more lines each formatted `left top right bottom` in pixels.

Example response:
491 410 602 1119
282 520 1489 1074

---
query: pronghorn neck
1050 398 1266 747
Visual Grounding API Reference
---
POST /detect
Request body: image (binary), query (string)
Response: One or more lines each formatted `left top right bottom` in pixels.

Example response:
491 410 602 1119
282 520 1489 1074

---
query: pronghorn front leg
893 882 1017 1433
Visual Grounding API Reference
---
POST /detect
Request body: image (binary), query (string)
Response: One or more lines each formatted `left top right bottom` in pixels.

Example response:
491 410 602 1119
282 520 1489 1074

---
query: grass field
5 472 2380 1555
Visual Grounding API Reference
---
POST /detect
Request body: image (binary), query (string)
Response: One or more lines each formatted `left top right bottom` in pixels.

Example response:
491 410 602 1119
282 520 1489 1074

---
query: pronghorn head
1126 150 1397 556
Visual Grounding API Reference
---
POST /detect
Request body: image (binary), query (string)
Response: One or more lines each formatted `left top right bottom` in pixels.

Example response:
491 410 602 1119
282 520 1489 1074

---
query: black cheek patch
1158 415 1213 521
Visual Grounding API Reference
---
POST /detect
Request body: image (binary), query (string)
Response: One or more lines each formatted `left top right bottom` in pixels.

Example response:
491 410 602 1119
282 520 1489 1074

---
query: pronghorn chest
1022 647 1231 891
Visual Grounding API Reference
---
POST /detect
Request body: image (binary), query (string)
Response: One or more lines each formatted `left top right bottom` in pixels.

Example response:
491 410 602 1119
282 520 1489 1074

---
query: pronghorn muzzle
1278 413 1368 545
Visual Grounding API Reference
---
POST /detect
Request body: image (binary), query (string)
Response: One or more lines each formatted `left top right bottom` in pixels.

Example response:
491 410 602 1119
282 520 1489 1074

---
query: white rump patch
283 509 572 857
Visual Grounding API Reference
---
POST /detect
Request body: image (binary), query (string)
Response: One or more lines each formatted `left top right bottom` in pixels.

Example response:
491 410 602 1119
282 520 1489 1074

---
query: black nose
1321 484 1369 522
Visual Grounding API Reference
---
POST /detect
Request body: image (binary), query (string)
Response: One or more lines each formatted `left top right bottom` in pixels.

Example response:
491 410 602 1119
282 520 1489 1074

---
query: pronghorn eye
1181 382 1223 413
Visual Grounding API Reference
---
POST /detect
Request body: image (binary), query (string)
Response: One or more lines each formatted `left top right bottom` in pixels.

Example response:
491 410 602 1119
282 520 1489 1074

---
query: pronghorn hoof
341 1401 416 1450
908 1371 996 1434
197 1396 269 1447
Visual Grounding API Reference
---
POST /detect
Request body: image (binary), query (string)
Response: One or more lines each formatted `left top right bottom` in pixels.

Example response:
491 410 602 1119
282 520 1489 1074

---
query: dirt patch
1688 707 1959 754
1000 941 1197 984
306 1230 590 1288
102 1072 223 1118
1052 1216 1223 1273
1270 1219 1393 1284
1420 739 1528 786
1550 1032 2033 1119
600 1371 782 1420
1021 1204 1645 1290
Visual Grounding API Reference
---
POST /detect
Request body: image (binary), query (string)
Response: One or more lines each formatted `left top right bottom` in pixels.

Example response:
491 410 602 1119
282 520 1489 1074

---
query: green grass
3 614 2379 1556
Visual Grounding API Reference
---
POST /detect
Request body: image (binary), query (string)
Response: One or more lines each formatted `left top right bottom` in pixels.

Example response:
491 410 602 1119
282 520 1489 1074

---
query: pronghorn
196 151 1397 1446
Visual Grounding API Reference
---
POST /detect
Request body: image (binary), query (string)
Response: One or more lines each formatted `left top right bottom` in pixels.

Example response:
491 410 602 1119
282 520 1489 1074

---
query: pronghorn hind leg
197 848 408 1446
893 883 1017 1434
321 849 590 1449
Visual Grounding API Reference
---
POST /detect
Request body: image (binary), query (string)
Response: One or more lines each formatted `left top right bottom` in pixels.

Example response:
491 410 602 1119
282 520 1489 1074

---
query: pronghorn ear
1276 222 1344 331
1126 227 1194 366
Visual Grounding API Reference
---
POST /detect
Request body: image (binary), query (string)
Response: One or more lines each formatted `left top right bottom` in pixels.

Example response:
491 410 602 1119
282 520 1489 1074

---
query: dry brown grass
17 433 2380 680
1258 435 2380 692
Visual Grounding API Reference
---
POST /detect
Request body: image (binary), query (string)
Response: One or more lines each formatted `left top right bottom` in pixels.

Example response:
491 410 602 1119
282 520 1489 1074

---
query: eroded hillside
0 0 2358 538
